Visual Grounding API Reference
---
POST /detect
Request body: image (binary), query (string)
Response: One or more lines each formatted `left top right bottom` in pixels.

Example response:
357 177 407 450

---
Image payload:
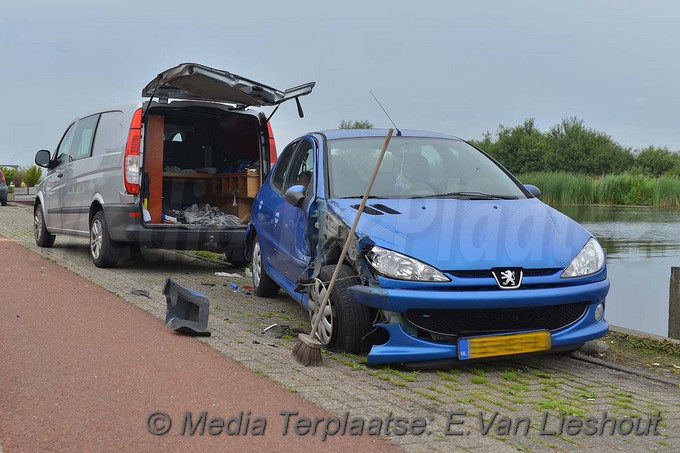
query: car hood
326 198 592 271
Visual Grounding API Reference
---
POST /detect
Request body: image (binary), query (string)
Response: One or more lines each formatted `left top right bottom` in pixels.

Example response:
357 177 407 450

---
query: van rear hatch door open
142 63 315 106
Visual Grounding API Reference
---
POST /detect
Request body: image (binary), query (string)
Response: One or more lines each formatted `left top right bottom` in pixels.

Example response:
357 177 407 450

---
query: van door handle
57 171 64 178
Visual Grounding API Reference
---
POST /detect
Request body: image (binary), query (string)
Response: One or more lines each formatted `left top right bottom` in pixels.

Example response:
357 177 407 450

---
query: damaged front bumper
345 281 609 366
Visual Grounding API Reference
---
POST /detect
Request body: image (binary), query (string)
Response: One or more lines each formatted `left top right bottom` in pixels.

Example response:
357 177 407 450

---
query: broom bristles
292 333 323 366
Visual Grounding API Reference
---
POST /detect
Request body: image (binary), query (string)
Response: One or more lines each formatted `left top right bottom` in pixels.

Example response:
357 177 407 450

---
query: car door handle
57 171 64 178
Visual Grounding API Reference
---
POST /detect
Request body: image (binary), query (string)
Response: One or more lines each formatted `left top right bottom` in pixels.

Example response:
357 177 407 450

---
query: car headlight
366 246 450 282
561 237 605 278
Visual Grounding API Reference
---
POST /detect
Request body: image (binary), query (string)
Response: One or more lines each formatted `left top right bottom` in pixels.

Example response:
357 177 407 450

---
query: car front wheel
90 210 120 268
252 236 279 297
34 204 56 247
308 264 373 354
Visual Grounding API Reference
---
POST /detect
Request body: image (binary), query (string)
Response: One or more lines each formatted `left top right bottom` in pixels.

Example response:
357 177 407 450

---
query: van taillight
124 108 143 195
267 122 277 164
1 173 4 183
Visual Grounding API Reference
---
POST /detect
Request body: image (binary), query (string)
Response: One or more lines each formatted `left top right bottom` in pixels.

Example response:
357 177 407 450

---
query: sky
1 0 679 167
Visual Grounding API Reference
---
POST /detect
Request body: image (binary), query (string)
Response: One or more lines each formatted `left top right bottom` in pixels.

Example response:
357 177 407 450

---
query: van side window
69 114 100 161
270 141 299 194
91 112 125 156
55 123 77 166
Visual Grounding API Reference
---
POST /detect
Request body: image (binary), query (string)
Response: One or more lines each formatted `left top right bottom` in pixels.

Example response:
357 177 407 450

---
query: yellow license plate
458 330 551 360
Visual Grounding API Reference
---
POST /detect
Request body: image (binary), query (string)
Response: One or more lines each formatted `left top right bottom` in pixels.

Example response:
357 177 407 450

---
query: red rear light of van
1 172 5 183
124 108 143 195
267 122 277 164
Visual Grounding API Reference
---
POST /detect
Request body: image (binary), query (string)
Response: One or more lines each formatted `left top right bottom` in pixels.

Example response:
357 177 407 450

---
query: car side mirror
284 185 306 207
35 149 52 168
524 184 541 199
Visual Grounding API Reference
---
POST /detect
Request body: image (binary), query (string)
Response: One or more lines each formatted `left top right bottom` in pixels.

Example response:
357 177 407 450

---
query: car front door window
54 123 76 166
284 140 314 195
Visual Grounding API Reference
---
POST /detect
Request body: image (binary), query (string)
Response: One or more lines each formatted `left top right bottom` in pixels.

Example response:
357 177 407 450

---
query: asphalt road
0 238 397 452
0 202 678 452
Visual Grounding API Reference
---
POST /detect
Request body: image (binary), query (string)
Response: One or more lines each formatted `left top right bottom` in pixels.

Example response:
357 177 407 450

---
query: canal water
556 205 680 337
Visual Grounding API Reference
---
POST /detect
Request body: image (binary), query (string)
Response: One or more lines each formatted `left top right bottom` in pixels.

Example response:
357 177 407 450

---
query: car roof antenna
370 90 401 136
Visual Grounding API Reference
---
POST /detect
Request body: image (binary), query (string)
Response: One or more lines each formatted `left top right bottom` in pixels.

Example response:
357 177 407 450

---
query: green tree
339 119 374 129
23 165 43 187
473 119 549 173
475 117 635 175
634 146 679 177
542 117 634 175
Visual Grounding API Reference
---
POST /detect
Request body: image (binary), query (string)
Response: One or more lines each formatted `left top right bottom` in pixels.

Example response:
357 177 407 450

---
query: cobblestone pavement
1 203 679 452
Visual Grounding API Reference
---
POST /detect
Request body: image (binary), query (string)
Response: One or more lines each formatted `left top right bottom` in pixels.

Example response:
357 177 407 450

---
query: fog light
594 303 604 321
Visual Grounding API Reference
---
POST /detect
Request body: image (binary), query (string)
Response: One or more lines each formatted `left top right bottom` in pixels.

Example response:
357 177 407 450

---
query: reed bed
517 172 680 207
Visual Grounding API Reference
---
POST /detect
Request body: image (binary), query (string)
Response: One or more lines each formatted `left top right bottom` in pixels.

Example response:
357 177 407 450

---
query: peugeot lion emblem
491 268 523 289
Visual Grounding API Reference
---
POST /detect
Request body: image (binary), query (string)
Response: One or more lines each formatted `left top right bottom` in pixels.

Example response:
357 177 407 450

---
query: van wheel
90 211 120 268
308 264 372 354
225 250 247 269
251 237 279 297
34 204 56 247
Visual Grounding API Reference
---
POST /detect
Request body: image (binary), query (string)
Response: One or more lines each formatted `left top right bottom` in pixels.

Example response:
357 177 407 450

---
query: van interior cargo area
142 107 263 227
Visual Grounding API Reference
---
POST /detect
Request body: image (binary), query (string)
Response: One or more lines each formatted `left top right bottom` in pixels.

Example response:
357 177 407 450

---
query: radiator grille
405 303 588 337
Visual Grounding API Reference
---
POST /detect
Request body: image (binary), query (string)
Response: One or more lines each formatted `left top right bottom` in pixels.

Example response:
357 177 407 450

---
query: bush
634 146 679 177
1 166 16 185
23 165 43 187
474 117 634 176
12 169 24 187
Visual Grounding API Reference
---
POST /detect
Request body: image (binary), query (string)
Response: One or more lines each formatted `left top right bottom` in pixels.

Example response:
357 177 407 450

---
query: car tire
1 197 6 206
34 204 56 247
309 264 373 354
251 236 279 297
90 210 121 268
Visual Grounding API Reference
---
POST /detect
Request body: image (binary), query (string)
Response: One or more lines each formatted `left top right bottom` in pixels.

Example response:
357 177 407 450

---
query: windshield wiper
413 191 518 200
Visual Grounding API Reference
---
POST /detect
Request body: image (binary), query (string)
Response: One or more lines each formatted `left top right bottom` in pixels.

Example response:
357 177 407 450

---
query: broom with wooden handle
293 128 394 366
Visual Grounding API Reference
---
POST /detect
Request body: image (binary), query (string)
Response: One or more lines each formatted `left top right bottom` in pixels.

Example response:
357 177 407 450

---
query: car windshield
327 136 528 200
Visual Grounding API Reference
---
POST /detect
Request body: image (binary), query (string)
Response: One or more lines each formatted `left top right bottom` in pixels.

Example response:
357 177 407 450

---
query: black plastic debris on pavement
130 289 151 299
163 277 211 337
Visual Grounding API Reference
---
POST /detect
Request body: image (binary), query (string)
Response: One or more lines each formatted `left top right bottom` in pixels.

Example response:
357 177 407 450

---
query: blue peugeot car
245 129 609 366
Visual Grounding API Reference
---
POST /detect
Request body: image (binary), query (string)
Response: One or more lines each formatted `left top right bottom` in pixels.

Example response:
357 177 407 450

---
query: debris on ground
215 272 242 278
240 285 254 295
168 204 243 227
261 323 277 334
130 289 151 299
163 278 211 337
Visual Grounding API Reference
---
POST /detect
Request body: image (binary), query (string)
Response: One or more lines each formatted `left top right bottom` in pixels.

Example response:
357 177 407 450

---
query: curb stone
570 352 680 387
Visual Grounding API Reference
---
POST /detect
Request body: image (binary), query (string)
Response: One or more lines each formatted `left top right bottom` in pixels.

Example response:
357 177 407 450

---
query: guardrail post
670 267 680 340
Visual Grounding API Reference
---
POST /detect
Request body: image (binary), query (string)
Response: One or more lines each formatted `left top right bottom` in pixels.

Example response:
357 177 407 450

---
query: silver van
33 63 314 268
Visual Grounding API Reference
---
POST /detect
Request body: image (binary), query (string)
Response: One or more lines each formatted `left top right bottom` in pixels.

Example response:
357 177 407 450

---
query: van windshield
327 137 528 200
